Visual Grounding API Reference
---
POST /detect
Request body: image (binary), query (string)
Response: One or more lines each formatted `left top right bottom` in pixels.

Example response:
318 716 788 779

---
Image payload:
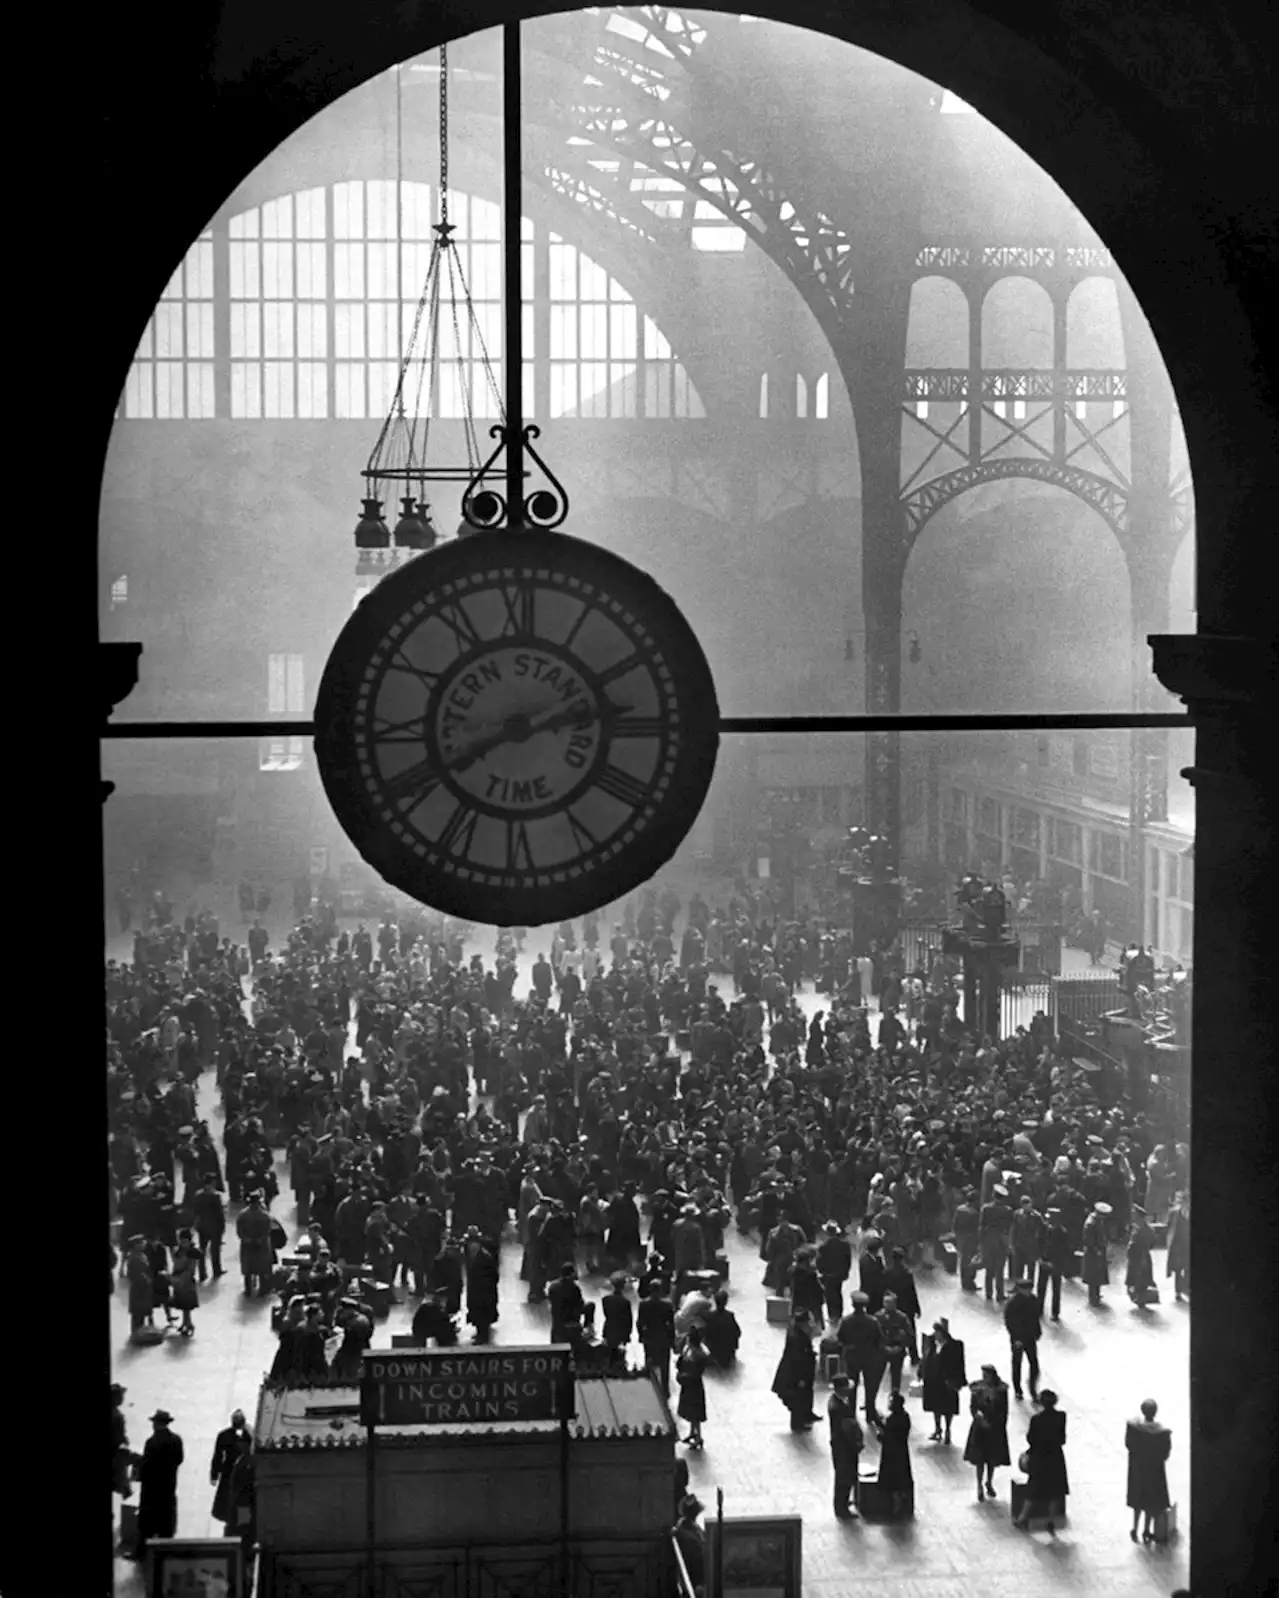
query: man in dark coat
1082 1201 1111 1305
953 1187 981 1291
548 1262 586 1343
236 1191 275 1297
1003 1277 1043 1399
1036 1207 1071 1321
637 1279 677 1398
858 1240 888 1315
827 1374 864 1519
979 1185 1014 1303
192 1174 226 1280
465 1235 501 1344
136 1410 184 1558
210 1409 250 1525
883 1248 922 1362
816 1221 853 1323
836 1291 885 1422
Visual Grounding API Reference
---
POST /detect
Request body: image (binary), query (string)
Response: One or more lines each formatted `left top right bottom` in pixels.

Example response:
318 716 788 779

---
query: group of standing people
107 870 1184 1574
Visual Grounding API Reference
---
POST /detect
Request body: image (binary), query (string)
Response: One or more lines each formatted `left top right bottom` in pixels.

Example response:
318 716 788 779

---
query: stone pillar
1152 634 1276 1595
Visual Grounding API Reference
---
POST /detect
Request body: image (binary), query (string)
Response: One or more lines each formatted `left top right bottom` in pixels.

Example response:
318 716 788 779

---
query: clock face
315 528 720 925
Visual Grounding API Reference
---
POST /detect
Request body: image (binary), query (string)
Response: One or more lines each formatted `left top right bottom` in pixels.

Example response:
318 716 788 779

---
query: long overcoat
963 1378 1011 1467
1023 1406 1069 1499
1081 1212 1110 1287
1125 1419 1172 1512
236 1202 275 1277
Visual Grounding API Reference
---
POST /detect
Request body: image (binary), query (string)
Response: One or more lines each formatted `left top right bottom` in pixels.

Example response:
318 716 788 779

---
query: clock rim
314 527 720 926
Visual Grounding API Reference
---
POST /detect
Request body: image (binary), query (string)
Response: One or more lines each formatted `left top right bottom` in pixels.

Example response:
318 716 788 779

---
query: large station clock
315 529 720 925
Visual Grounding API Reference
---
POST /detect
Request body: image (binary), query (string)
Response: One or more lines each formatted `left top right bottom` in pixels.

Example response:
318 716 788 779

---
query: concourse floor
108 915 1188 1597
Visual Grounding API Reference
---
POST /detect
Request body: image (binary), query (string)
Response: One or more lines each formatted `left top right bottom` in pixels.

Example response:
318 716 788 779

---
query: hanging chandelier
353 44 509 579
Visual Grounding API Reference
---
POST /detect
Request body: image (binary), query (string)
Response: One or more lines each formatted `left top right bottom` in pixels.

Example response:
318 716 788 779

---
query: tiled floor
109 908 1189 1596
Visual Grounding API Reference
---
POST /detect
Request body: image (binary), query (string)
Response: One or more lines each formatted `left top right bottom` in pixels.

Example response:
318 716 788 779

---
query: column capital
1150 634 1275 708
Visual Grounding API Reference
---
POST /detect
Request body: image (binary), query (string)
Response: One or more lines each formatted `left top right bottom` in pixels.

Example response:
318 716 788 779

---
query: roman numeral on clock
506 820 535 871
384 759 443 808
437 801 479 858
499 579 537 638
611 715 664 739
437 601 482 652
387 654 440 690
372 715 426 744
594 765 652 809
596 653 642 688
566 810 598 855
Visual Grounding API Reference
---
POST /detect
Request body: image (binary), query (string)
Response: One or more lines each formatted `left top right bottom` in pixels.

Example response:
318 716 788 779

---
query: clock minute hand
527 700 633 737
444 713 532 770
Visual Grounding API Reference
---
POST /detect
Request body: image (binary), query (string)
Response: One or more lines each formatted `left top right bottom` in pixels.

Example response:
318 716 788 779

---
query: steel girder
901 458 1132 549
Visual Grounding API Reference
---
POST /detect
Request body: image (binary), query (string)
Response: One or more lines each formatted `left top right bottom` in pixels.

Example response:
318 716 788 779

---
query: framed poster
146 1539 245 1598
706 1516 802 1598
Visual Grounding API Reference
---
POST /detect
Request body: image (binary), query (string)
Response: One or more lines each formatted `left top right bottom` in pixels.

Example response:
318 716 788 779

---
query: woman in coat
1014 1390 1069 1532
675 1324 710 1450
605 1184 643 1270
772 1309 820 1432
703 1289 742 1368
1125 1210 1159 1305
1165 1192 1190 1300
964 1363 1011 1500
269 1297 307 1382
874 1390 914 1516
919 1318 967 1443
1125 1398 1173 1543
788 1247 826 1324
125 1235 156 1338
1082 1202 1111 1305
169 1228 202 1337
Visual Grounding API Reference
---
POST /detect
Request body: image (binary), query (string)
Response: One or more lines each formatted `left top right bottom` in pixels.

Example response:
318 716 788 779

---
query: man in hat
1002 1277 1043 1399
191 1173 226 1281
638 1278 677 1398
836 1292 885 1422
136 1409 184 1559
875 1291 914 1400
953 1187 981 1292
236 1189 276 1297
210 1409 250 1526
1036 1206 1071 1321
827 1374 864 1519
1009 1193 1045 1285
816 1220 853 1323
548 1261 585 1344
979 1184 1014 1303
1082 1200 1112 1305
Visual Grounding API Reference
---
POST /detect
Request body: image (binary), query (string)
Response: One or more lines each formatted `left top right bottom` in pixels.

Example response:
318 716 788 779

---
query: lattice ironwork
901 459 1131 545
564 56 859 338
902 370 1128 402
1170 484 1195 541
914 243 1115 274
540 162 669 246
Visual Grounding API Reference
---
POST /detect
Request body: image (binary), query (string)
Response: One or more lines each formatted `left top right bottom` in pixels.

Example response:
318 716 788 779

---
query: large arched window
117 184 702 423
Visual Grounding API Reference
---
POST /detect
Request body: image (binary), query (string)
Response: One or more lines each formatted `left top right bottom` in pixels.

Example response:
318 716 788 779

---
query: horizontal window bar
101 712 1193 739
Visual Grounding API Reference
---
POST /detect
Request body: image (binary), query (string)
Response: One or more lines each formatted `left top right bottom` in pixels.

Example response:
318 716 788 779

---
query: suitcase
714 1252 730 1283
766 1296 791 1324
940 1238 958 1275
857 1474 914 1520
676 1030 692 1051
364 1279 394 1316
1068 1251 1084 1279
1153 1503 1178 1543
1011 1482 1066 1526
118 1502 139 1556
819 1335 842 1384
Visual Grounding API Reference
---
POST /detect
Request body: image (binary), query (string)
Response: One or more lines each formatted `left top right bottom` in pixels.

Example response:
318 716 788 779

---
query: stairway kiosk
251 1346 678 1596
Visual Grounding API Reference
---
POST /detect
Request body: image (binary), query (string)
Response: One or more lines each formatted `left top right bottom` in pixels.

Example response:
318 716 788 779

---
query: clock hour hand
443 713 530 770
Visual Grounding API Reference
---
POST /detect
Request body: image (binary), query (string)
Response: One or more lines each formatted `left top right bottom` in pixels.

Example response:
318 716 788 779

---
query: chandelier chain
439 44 449 224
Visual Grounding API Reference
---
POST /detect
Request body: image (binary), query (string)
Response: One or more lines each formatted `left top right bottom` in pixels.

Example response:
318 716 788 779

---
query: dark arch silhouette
901 459 1129 552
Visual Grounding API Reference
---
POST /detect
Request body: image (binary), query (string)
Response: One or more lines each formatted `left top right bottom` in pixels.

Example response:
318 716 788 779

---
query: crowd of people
107 870 1188 1577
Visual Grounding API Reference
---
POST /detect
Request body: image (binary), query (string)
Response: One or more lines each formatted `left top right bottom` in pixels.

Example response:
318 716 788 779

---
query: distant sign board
361 1345 572 1428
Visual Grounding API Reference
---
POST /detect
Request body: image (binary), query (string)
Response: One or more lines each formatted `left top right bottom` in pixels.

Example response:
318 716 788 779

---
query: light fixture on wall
908 630 922 665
